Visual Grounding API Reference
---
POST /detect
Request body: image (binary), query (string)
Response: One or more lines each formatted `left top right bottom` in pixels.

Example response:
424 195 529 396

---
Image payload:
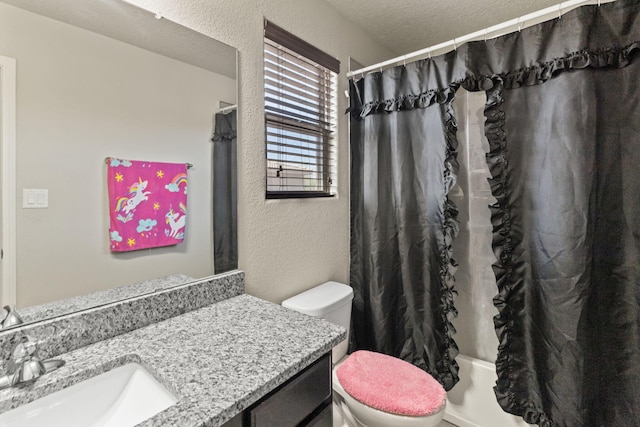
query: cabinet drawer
250 353 331 427
306 402 332 427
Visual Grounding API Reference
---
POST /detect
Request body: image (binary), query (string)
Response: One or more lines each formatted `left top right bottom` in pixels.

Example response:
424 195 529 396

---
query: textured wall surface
127 0 394 303
450 90 500 362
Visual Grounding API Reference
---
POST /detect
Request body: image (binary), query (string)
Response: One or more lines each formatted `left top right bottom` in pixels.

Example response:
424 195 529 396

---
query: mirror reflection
0 0 238 326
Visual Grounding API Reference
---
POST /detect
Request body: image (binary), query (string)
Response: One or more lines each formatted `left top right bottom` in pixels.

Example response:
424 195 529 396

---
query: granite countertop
20 273 196 324
0 294 346 426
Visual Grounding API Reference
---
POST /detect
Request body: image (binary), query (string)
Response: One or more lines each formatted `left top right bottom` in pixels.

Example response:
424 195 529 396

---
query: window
264 20 339 198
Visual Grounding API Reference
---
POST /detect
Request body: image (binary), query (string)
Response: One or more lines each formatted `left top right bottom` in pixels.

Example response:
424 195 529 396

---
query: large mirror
0 0 237 326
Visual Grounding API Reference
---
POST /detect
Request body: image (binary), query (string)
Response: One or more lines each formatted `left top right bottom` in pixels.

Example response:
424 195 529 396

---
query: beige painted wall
0 3 236 307
127 0 394 303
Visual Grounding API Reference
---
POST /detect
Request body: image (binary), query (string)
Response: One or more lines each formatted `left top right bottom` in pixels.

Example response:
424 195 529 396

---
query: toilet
282 282 446 427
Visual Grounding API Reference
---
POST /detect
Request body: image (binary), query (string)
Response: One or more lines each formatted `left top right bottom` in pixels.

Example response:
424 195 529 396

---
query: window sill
266 191 335 199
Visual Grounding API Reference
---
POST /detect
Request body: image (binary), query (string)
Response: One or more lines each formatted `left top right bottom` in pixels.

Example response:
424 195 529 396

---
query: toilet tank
282 281 353 362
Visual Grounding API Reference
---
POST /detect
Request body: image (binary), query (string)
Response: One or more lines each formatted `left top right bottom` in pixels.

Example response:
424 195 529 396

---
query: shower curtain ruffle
355 86 458 118
352 41 640 121
483 79 550 426
436 101 462 390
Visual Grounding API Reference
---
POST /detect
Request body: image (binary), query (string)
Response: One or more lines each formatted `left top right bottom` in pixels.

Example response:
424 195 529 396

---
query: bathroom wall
0 3 236 307
127 0 395 303
450 89 500 362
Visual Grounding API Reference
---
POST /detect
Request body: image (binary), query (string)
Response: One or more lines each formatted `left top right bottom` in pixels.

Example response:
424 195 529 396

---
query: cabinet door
250 353 331 427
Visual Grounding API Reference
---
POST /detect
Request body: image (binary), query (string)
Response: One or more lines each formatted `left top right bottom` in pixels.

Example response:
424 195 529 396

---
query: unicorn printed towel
107 158 188 252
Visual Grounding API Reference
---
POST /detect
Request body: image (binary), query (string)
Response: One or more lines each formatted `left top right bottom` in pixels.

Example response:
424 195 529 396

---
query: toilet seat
336 350 446 416
333 368 446 427
332 351 446 427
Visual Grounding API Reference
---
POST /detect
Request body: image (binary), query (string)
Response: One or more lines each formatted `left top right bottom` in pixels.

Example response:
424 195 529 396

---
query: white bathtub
444 355 530 427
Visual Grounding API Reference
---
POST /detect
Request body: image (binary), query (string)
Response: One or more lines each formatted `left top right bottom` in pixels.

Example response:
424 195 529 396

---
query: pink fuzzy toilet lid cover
335 350 446 417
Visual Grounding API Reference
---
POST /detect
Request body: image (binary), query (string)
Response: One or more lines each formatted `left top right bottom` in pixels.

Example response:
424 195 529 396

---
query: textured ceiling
323 0 569 56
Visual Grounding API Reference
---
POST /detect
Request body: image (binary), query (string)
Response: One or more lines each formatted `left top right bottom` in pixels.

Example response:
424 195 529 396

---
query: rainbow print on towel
107 158 188 252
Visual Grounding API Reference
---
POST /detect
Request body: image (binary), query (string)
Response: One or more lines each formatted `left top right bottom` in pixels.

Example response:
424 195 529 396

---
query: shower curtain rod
346 0 613 78
218 104 237 113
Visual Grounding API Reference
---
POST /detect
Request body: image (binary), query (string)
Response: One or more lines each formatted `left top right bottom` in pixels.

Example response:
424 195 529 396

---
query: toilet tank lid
282 281 353 317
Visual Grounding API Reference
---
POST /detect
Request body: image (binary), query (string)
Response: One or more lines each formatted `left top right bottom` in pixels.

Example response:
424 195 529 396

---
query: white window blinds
264 21 339 198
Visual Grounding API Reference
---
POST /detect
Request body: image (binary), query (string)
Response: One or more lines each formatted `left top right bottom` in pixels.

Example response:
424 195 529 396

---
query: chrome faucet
0 335 65 390
0 305 24 330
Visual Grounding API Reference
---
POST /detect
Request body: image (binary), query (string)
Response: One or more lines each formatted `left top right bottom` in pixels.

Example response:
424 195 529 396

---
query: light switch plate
23 189 48 208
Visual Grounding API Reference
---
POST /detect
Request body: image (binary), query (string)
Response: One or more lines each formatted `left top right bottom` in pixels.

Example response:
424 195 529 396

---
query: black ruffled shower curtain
349 1 640 425
350 74 461 390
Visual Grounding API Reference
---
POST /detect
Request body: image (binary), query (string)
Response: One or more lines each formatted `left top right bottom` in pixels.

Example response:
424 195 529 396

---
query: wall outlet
23 189 48 208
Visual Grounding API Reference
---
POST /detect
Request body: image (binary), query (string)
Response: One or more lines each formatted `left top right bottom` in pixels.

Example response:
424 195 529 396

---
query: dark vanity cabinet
223 353 332 427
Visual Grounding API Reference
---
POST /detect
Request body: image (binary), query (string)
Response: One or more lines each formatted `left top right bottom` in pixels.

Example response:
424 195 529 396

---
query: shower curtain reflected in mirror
212 110 238 273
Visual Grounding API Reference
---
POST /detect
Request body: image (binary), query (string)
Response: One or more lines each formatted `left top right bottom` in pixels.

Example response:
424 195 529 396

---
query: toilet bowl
282 282 446 427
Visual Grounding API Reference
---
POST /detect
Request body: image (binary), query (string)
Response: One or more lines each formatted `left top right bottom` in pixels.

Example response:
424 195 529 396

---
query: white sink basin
0 362 177 427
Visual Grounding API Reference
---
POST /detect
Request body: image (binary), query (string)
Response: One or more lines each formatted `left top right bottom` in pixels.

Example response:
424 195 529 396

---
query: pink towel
336 350 446 417
107 158 187 252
